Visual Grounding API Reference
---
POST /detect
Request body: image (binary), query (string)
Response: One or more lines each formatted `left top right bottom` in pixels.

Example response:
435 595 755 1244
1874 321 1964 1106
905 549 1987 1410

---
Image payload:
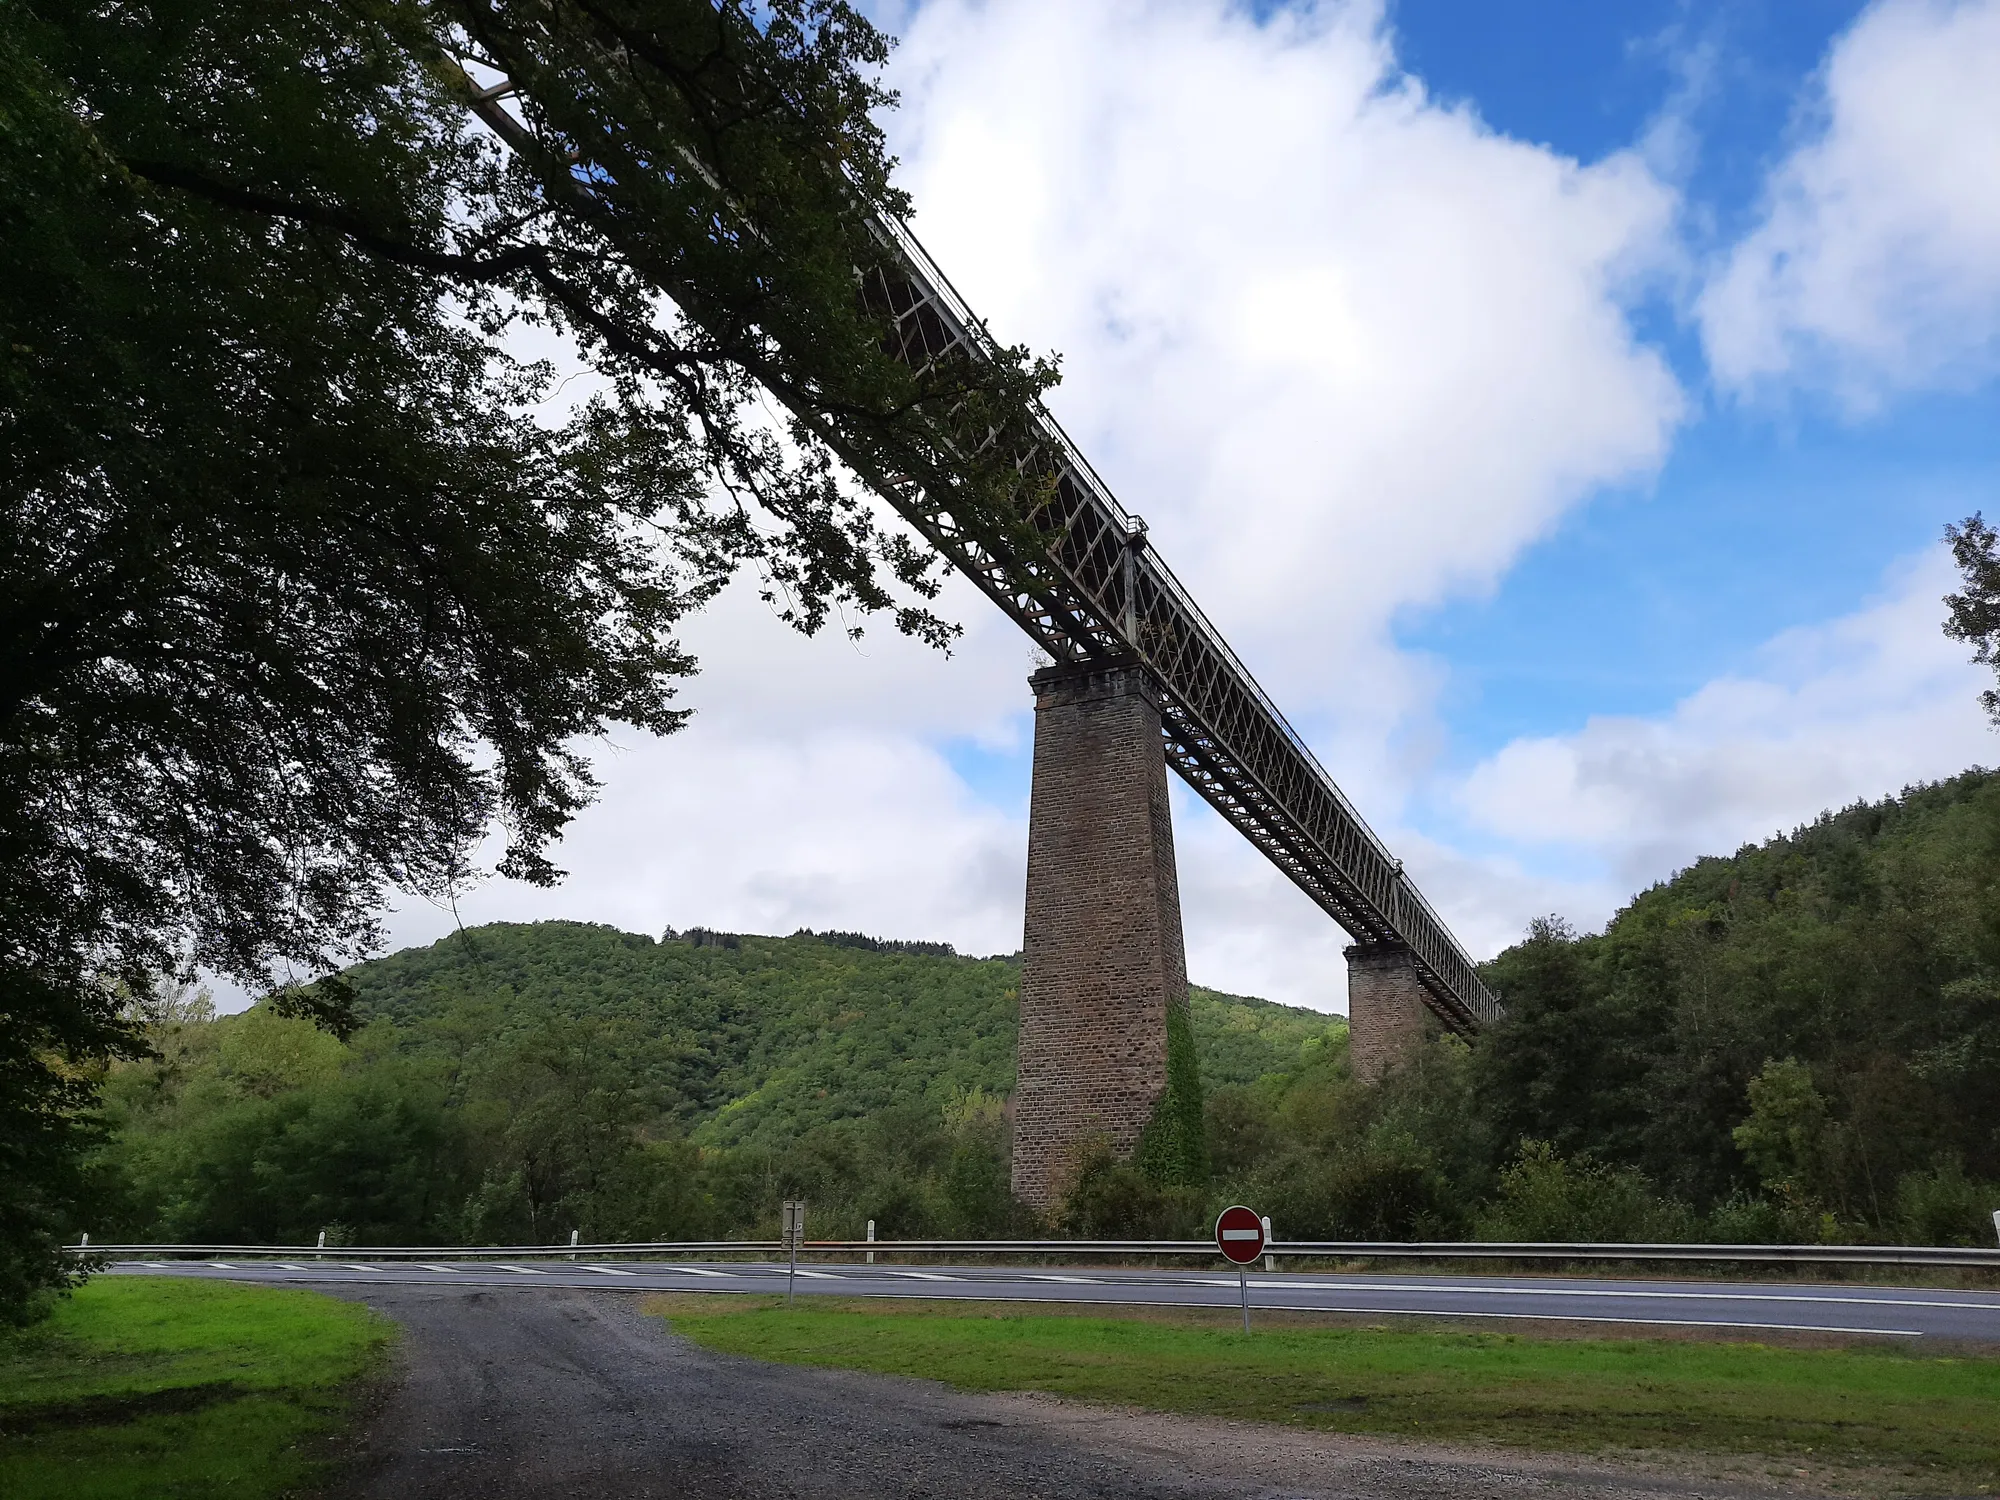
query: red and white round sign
1214 1205 1266 1264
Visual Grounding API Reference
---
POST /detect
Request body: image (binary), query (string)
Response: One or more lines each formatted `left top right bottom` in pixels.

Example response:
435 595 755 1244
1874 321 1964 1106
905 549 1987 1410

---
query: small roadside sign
1215 1204 1265 1264
1215 1204 1265 1334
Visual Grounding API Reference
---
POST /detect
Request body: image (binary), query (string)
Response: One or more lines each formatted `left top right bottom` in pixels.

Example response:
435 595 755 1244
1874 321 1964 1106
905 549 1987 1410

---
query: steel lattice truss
861 225 1499 1031
460 70 1500 1033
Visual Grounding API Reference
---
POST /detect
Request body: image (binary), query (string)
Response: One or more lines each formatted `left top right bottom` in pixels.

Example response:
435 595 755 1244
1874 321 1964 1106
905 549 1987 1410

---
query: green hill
89 770 2000 1251
1479 766 2000 1232
342 922 1343 1147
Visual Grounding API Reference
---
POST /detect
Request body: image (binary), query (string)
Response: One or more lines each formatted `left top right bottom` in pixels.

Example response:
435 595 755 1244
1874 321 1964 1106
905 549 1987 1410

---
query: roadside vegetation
0 1277 390 1499
73 773 2000 1255
655 1295 2000 1496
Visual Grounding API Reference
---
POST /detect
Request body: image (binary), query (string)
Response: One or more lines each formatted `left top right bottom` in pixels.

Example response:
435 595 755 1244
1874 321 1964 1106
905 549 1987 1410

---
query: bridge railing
67 1239 2000 1269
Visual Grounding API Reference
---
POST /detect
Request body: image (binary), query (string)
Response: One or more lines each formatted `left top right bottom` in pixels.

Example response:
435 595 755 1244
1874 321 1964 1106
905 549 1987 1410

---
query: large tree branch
123 158 551 284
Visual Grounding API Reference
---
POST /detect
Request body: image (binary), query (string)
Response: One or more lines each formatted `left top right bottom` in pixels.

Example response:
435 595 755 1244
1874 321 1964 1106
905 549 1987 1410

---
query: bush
1475 1141 1694 1243
1897 1160 2000 1247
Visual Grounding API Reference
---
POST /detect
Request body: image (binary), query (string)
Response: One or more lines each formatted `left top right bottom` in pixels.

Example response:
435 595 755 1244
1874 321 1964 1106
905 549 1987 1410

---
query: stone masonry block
1345 943 1434 1084
1012 657 1189 1211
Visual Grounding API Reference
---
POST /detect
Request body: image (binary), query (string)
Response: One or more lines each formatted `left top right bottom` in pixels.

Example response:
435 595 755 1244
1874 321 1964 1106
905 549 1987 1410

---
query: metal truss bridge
859 226 1499 1031
461 65 1500 1034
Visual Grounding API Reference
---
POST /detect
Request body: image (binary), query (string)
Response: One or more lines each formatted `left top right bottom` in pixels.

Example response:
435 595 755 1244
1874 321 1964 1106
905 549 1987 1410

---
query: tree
1 0 1053 1317
1946 512 2000 723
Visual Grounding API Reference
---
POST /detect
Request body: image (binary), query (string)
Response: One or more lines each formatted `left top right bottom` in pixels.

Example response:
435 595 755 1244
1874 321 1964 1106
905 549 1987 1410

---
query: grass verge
0 1276 392 1500
651 1295 2000 1495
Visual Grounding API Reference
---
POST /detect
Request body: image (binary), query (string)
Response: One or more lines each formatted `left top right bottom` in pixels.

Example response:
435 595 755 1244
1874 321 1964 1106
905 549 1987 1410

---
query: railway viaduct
458 59 1503 1214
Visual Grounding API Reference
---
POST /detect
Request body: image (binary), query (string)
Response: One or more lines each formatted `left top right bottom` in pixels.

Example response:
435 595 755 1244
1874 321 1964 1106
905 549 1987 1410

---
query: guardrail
65 1238 2000 1268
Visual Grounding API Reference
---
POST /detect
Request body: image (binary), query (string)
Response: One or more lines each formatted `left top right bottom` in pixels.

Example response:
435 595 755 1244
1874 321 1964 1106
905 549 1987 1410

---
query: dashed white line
583 1265 638 1277
1026 1275 1102 1284
792 1270 840 1279
494 1264 548 1275
670 1267 734 1278
343 1263 382 1272
206 1262 234 1269
421 1263 462 1273
887 1271 962 1282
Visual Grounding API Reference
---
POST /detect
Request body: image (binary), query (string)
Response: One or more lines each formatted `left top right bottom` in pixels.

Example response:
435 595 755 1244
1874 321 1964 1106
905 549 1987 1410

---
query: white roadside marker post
783 1200 806 1306
1992 1207 1999 1247
866 1219 876 1266
569 1229 579 1262
316 1230 326 1261
1262 1216 1274 1274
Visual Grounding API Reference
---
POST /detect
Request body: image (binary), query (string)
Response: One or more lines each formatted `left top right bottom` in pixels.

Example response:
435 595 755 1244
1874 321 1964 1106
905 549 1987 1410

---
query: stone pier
1344 943 1434 1083
1012 657 1190 1211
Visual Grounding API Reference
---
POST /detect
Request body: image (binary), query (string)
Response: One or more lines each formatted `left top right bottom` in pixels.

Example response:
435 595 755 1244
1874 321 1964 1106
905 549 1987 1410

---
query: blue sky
1391 0 1996 765
377 0 2000 1012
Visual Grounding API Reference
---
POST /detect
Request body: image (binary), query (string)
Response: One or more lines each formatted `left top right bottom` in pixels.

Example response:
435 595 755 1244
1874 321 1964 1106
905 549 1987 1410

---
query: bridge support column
1345 943 1433 1083
1013 657 1191 1212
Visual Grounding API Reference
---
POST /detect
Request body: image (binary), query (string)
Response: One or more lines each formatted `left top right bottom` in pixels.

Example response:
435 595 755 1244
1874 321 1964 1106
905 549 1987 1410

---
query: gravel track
325 1284 1832 1500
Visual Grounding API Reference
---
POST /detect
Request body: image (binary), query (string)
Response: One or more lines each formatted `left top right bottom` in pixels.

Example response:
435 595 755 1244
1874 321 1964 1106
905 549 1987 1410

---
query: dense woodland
83 770 2000 1249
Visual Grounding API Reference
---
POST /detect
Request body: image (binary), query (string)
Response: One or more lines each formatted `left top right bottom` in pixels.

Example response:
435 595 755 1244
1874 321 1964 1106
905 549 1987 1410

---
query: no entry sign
1214 1205 1266 1265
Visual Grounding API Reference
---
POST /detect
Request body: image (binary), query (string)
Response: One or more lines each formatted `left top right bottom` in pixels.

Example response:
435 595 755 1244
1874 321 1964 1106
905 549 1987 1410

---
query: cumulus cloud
1700 0 2000 402
1453 546 1995 909
883 0 1683 781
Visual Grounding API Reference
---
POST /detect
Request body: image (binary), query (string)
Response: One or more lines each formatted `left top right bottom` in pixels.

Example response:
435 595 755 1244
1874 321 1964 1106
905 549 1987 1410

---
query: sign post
782 1200 806 1305
1214 1205 1266 1334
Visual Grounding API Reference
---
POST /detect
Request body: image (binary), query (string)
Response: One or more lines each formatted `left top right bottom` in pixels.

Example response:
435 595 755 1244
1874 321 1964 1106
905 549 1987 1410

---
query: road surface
319 1283 1839 1499
103 1256 2000 1341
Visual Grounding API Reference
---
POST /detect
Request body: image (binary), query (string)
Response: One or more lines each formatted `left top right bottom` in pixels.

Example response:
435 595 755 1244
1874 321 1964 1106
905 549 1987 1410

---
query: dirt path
326 1285 1830 1500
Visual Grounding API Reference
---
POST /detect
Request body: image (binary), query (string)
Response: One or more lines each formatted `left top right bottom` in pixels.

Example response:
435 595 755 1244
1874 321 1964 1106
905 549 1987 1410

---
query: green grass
0 1276 392 1500
654 1297 2000 1494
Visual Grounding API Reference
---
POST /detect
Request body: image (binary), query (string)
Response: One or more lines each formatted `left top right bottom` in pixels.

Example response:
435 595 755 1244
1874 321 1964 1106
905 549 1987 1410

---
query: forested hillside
339 922 1337 1145
83 771 2000 1250
87 926 1341 1246
1478 767 2000 1241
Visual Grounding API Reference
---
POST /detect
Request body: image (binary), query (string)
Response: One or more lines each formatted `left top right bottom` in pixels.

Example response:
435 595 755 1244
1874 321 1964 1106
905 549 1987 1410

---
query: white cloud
1700 0 2000 402
1454 546 1995 912
884 0 1683 777
355 0 1692 1013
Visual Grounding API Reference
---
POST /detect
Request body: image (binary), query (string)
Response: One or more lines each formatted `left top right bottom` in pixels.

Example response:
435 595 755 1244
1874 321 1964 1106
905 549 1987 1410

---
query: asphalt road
321 1283 1831 1499
105 1256 2000 1340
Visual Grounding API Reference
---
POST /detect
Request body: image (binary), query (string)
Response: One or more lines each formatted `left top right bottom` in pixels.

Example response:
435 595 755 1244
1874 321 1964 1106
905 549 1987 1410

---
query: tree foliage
1947 512 2000 723
86 927 1338 1245
2 0 1054 1316
1472 769 2000 1242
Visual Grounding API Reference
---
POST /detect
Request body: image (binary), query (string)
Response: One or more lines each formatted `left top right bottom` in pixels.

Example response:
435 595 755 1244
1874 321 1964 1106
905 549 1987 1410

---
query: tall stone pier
1012 657 1190 1211
1345 943 1434 1083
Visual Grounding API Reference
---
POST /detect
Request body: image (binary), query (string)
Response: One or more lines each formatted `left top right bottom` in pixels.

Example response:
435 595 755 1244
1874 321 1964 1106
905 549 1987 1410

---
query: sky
360 0 2000 1015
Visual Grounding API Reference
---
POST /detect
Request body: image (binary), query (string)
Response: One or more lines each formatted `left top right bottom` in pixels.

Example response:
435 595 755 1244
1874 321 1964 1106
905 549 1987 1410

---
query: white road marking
421 1264 462 1273
494 1264 548 1275
274 1263 307 1271
1262 1281 2000 1313
1026 1275 1102 1284
791 1270 840 1279
583 1265 637 1276
888 1271 962 1282
206 1262 234 1269
669 1267 734 1278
